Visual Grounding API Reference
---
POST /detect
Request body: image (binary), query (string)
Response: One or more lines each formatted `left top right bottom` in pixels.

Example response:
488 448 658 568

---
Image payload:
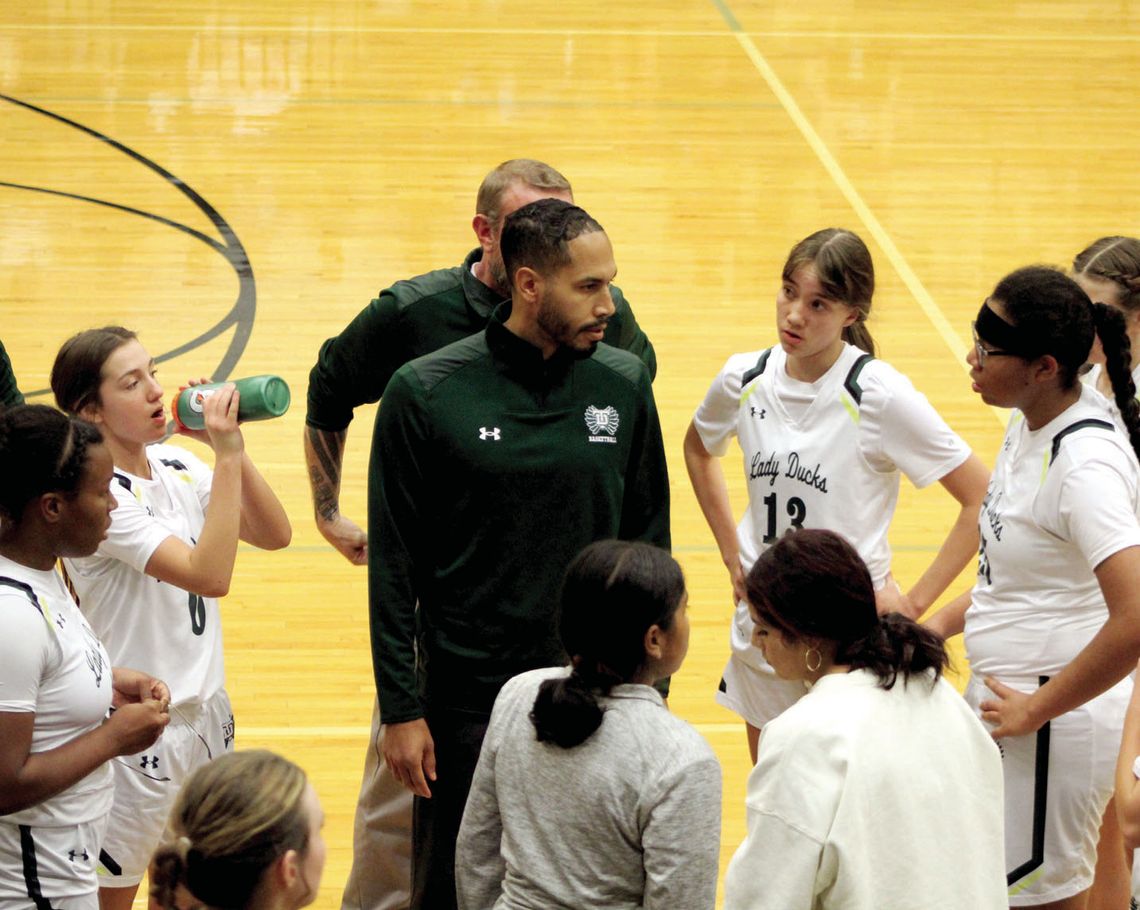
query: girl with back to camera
1073 236 1140 402
150 749 325 910
455 540 721 910
684 227 989 760
51 327 291 910
0 405 169 909
722 529 1006 910
929 266 1140 908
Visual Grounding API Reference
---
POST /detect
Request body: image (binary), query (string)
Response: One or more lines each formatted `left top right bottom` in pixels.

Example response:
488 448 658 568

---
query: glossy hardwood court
2 1 1138 905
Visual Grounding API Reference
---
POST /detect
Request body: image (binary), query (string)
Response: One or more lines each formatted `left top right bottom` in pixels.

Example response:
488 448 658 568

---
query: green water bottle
171 375 291 431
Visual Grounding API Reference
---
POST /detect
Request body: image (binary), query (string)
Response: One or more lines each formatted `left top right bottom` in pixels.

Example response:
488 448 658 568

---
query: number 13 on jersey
762 492 806 543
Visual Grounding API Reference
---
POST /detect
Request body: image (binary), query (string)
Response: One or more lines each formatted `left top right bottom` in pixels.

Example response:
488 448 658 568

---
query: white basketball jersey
63 444 224 707
695 342 969 579
965 388 1140 678
694 343 970 674
0 556 113 828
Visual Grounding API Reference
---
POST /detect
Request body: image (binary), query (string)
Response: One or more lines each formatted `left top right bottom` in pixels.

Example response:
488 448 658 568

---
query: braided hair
1094 302 1140 459
0 404 103 522
1073 236 1140 312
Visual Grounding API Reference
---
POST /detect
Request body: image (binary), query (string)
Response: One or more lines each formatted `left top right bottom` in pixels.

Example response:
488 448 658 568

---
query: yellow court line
240 726 373 738
714 2 1007 427
0 23 1136 41
747 30 1130 41
0 24 719 34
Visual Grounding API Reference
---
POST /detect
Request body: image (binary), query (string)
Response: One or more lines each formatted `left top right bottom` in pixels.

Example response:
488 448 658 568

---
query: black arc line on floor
0 93 256 406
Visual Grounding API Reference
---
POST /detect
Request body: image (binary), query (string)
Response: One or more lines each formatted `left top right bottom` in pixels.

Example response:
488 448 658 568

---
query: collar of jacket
461 248 508 319
485 302 580 384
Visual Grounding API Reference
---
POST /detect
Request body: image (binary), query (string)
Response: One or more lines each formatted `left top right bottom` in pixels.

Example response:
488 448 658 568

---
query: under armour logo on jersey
479 427 501 441
140 755 159 770
585 405 620 444
68 849 90 863
750 406 767 419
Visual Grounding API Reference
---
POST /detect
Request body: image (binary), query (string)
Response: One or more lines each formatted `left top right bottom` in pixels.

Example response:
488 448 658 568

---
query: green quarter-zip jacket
369 308 670 723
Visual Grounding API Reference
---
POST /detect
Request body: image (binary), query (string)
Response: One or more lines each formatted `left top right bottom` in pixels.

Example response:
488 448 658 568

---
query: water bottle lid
261 376 291 416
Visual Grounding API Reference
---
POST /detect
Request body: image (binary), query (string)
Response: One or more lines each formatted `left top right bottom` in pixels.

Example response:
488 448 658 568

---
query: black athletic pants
409 707 491 910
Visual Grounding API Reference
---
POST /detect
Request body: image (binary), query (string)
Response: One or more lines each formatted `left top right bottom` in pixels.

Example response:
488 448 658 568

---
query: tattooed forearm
305 426 347 521
309 465 340 522
307 426 344 485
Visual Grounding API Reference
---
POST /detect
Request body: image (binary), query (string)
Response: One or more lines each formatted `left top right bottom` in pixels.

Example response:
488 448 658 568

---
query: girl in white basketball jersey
1069 234 1140 910
684 228 989 760
50 327 291 910
0 404 169 910
931 267 1140 908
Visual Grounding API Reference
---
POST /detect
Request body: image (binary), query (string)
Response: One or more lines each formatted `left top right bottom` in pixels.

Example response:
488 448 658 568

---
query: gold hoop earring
804 646 822 673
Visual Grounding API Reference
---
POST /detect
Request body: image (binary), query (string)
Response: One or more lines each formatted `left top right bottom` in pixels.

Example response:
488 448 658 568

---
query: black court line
0 93 256 399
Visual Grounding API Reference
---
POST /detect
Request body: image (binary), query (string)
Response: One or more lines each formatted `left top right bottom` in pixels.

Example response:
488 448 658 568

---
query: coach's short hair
475 159 573 228
500 198 604 289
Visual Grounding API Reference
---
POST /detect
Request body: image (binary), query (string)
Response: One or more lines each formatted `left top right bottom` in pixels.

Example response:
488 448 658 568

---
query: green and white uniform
965 388 1140 905
692 343 970 727
0 557 112 910
63 446 235 889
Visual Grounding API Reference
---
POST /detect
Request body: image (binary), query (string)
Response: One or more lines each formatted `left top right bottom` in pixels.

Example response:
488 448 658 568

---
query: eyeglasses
971 323 1020 368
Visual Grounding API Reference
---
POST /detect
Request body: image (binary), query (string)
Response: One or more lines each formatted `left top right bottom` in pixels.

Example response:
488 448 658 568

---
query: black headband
975 300 1045 358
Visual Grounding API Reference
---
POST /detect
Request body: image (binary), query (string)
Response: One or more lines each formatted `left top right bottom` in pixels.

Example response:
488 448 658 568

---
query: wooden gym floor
2 1 1138 905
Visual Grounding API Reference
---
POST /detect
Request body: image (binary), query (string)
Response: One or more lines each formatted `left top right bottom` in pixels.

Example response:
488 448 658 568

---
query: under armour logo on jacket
479 427 501 441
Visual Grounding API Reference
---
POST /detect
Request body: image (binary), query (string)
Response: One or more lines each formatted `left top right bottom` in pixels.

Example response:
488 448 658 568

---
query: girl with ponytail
684 227 989 762
455 540 721 910
50 327 291 910
150 750 325 910
932 265 1140 908
723 529 1006 910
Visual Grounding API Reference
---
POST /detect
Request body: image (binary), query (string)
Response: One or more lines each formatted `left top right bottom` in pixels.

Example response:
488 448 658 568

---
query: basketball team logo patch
585 405 619 444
